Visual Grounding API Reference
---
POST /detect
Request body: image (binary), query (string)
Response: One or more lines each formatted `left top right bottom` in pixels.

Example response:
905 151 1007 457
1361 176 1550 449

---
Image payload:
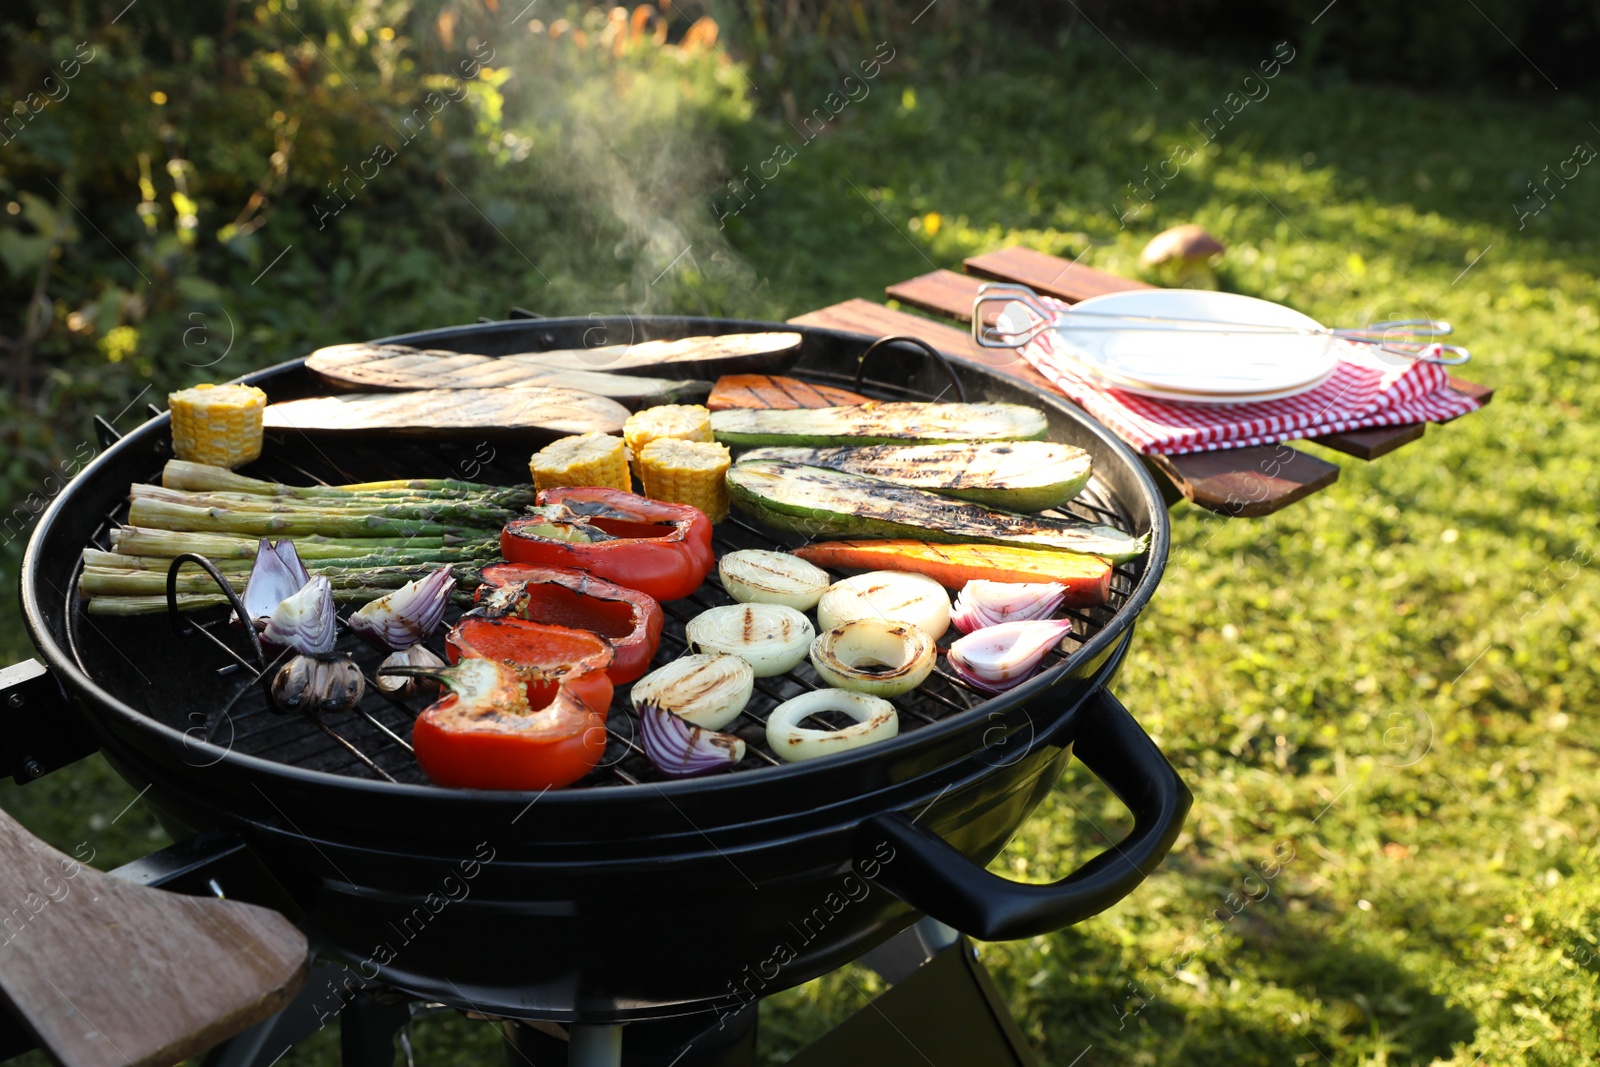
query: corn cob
638 438 731 522
168 384 268 469
624 404 712 476
529 432 631 493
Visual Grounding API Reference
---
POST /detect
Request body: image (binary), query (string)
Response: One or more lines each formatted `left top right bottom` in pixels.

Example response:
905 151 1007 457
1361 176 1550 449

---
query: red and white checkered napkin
1013 298 1482 456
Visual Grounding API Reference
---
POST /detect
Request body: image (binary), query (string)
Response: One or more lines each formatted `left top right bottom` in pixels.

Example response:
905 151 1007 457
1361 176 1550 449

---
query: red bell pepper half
476 562 664 685
500 487 714 603
446 616 616 717
396 658 609 791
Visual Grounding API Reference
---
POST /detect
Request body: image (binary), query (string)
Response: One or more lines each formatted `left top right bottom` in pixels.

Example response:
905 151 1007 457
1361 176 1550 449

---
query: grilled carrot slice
707 375 869 411
792 540 1112 606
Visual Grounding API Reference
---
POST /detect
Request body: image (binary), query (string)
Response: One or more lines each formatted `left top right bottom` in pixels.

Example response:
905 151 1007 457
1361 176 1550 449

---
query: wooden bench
791 246 1492 517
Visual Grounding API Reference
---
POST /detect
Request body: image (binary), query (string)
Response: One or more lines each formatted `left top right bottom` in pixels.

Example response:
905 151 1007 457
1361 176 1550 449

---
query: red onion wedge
349 565 454 652
239 538 312 628
946 618 1075 694
636 701 746 778
262 575 337 656
950 580 1067 635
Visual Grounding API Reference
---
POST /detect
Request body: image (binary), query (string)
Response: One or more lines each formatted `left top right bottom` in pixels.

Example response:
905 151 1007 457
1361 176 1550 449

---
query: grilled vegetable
262 576 337 655
262 386 629 441
348 566 454 651
728 462 1147 563
706 374 868 411
384 658 607 791
503 332 802 379
637 439 731 522
766 690 898 764
717 549 829 610
810 619 935 697
529 433 631 494
271 653 366 715
239 538 311 628
446 616 616 719
737 442 1091 512
792 541 1112 604
475 562 663 685
376 645 446 698
305 342 709 406
710 402 1047 448
950 581 1067 634
947 618 1076 695
500 488 715 603
623 403 714 472
686 603 814 677
636 701 746 778
630 653 753 731
816 571 951 641
168 384 267 469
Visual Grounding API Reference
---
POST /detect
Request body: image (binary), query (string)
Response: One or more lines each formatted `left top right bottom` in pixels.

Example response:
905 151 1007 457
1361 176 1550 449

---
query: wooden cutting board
501 331 803 379
305 343 709 409
264 386 628 440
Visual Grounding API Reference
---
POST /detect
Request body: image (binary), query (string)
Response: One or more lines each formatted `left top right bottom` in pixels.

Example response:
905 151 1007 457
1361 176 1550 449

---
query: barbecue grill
4 314 1191 1065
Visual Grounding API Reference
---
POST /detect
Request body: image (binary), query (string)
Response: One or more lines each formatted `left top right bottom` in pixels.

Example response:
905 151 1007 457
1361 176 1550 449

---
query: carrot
793 540 1112 606
707 374 869 411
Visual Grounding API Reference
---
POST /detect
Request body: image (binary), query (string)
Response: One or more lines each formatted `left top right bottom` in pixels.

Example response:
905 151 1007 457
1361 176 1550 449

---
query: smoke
484 13 768 320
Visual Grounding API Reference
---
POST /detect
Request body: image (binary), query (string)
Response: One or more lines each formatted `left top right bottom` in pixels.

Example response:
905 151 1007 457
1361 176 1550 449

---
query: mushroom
1140 224 1225 288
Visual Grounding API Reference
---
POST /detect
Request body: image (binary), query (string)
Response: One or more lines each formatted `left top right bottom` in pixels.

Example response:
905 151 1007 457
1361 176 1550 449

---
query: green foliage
1 6 1598 1067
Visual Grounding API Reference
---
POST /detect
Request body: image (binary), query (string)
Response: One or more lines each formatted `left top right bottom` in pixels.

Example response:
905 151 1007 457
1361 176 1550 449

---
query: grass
3 22 1599 1067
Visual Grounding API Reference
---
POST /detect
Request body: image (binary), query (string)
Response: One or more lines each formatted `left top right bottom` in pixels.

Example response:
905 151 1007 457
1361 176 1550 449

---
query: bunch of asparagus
81 460 524 615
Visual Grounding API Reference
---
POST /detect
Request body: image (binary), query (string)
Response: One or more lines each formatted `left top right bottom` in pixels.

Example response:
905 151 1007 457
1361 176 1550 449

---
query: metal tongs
971 283 1471 366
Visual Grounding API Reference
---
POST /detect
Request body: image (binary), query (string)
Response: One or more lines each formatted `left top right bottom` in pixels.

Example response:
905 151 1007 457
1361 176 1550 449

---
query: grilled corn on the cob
529 432 631 493
624 404 712 475
168 384 268 469
638 439 731 522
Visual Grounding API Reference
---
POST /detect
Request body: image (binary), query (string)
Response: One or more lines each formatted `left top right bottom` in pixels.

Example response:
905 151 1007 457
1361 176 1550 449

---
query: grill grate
68 369 1143 790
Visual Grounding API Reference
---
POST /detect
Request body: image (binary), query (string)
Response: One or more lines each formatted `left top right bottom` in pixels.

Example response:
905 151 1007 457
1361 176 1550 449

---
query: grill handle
858 689 1191 941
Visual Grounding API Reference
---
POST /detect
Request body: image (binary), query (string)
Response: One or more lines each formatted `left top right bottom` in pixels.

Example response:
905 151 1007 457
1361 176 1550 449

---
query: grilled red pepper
476 562 663 685
446 616 616 717
396 658 608 791
500 488 714 603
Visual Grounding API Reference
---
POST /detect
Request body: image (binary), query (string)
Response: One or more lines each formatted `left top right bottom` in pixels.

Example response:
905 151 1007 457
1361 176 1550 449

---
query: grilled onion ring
810 618 935 697
766 690 898 763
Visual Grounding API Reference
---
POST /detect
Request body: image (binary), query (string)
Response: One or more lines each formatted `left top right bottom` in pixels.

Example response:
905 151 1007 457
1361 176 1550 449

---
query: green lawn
3 20 1598 1067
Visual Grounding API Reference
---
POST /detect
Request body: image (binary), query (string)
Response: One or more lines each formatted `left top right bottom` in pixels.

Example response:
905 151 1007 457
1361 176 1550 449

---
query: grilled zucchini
710 402 1047 448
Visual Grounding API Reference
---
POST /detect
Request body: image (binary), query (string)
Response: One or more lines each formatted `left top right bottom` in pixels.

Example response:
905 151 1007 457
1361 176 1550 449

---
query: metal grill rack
66 372 1143 790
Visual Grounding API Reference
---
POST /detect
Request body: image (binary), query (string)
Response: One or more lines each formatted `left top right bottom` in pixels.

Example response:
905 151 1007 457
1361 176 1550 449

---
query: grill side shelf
0 659 98 783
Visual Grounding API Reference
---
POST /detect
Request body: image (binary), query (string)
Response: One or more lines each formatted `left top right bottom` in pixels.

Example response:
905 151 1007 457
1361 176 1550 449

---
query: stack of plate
1015 290 1342 405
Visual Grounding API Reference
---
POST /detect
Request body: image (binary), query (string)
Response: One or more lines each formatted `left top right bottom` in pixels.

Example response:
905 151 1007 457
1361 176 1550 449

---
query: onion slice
766 690 898 763
637 700 746 778
946 618 1075 694
686 603 814 677
349 565 454 652
718 549 830 610
262 575 337 655
377 645 446 698
630 653 754 730
239 538 311 627
810 619 934 697
817 571 950 641
950 580 1067 634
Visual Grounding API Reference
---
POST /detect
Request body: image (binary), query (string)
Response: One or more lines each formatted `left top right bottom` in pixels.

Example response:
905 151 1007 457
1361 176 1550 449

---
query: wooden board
501 332 804 380
305 343 708 409
0 808 306 1067
789 299 1341 517
964 246 1154 302
264 387 628 440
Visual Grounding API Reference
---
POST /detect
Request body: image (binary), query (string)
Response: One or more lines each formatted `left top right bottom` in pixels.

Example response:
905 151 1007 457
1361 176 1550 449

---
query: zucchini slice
710 402 1047 447
738 442 1090 512
726 461 1146 563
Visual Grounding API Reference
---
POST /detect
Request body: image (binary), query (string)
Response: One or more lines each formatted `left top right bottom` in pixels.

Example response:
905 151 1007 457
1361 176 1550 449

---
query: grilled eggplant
710 402 1047 448
726 461 1147 562
737 442 1090 511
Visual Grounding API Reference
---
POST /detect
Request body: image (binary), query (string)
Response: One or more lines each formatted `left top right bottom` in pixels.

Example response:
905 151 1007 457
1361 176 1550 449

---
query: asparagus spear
127 497 502 540
80 562 488 598
161 459 523 500
109 526 475 559
87 587 478 616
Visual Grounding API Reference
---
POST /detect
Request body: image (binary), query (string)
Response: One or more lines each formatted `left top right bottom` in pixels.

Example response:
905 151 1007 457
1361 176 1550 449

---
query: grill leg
568 1025 623 1067
339 990 412 1067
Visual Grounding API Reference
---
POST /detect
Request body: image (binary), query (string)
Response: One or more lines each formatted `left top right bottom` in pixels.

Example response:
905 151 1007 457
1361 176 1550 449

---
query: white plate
1042 290 1341 402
